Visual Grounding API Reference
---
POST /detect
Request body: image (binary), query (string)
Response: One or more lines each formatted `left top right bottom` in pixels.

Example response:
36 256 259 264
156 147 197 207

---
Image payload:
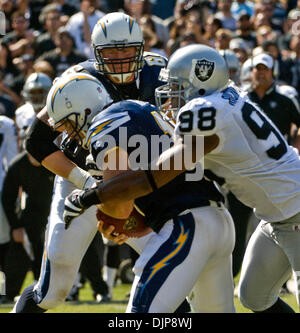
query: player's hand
97 220 128 245
63 189 86 229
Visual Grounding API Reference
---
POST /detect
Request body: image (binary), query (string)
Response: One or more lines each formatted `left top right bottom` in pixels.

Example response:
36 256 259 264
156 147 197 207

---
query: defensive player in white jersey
15 73 52 149
64 44 300 312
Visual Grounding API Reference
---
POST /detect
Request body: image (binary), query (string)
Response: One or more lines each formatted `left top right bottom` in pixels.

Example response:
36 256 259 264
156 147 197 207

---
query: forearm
95 141 189 204
42 150 77 179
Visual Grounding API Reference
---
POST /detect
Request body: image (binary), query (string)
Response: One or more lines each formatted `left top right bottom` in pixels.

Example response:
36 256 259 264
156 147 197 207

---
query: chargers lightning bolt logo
143 221 189 289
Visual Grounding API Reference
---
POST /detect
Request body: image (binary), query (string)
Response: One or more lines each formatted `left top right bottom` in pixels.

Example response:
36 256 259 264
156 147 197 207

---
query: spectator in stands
204 15 223 47
0 69 20 112
1 11 38 59
33 60 55 80
215 0 237 31
166 17 186 56
0 0 16 33
256 25 277 46
65 0 105 59
37 27 86 77
230 37 249 63
231 0 254 19
278 8 300 59
214 28 232 50
50 0 78 18
284 34 300 95
233 10 256 49
36 4 63 56
185 12 210 46
139 14 168 53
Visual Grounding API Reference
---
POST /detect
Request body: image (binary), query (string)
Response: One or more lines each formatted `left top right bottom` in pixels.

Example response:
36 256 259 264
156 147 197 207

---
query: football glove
63 189 86 230
63 187 101 229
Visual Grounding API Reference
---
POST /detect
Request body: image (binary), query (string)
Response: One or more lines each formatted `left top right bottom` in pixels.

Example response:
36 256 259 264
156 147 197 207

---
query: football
96 207 153 238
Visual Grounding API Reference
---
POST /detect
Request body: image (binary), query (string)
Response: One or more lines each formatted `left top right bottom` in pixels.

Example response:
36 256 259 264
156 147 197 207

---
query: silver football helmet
240 57 252 90
219 49 241 84
22 72 52 111
91 12 144 84
155 44 229 115
47 72 112 152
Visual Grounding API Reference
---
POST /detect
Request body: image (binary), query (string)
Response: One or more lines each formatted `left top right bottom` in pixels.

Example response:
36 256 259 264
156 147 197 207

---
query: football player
65 44 300 313
48 72 235 313
15 72 52 150
11 12 167 313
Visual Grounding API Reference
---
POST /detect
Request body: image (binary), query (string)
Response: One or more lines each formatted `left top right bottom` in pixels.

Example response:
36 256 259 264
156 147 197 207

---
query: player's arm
63 134 219 227
98 147 134 218
25 106 95 189
97 147 134 244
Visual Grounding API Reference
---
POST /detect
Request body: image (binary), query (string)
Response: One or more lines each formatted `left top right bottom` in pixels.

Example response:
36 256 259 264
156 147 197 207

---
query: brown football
96 208 153 238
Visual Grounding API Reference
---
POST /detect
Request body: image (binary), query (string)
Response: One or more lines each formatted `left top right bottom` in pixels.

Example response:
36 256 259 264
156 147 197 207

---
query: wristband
80 188 101 207
68 166 90 189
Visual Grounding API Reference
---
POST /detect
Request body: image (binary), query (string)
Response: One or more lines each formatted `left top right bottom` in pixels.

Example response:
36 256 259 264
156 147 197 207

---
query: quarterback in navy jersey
88 100 224 233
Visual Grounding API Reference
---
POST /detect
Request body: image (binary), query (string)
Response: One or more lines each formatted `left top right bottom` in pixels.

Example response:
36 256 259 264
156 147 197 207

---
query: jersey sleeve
2 118 18 168
87 110 131 169
175 98 226 138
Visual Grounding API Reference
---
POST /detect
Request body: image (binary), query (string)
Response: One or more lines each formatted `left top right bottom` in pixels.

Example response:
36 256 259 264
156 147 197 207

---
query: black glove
63 187 101 230
63 189 86 230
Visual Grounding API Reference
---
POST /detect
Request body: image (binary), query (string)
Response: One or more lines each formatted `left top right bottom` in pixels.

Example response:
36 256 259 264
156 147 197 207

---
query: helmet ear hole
199 89 206 96
85 108 91 115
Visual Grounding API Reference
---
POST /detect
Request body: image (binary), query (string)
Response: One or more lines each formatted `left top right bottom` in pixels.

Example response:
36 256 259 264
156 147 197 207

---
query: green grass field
0 271 299 313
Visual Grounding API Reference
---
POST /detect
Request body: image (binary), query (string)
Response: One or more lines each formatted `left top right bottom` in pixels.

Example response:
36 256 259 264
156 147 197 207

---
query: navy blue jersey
62 52 167 168
74 52 167 105
87 100 224 233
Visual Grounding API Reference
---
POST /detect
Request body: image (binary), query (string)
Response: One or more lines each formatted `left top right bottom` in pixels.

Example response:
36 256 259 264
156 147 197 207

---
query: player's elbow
99 201 135 219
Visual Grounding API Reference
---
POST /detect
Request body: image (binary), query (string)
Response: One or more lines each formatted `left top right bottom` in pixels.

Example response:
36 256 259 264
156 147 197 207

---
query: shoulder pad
61 64 91 77
143 52 167 68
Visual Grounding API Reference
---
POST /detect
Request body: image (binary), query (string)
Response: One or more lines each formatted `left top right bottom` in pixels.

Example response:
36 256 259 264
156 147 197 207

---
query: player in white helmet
15 73 52 150
219 49 241 85
64 44 300 312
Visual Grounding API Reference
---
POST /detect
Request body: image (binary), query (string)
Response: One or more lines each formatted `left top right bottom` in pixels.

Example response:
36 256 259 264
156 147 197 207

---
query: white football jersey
0 115 18 191
15 102 36 141
175 84 300 222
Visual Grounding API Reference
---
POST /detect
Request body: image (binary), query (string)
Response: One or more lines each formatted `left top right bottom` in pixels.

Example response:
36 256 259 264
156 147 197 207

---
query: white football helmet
91 12 144 84
47 72 112 151
22 72 52 111
219 49 241 84
155 44 229 115
240 57 252 90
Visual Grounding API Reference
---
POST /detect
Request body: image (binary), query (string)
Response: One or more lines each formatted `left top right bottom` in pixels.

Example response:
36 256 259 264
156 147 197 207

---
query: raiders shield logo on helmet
195 59 215 82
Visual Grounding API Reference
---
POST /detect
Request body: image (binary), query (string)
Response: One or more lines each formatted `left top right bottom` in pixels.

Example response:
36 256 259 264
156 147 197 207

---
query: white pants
239 212 300 311
32 176 98 309
126 204 235 313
